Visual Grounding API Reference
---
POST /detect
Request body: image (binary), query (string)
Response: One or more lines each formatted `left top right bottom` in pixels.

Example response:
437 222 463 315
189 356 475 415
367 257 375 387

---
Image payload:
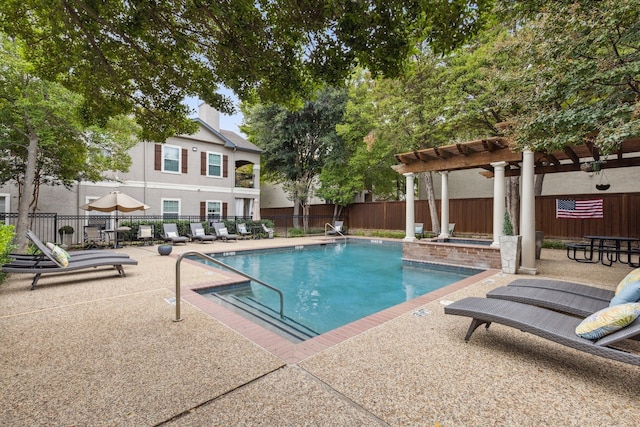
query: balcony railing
235 172 254 188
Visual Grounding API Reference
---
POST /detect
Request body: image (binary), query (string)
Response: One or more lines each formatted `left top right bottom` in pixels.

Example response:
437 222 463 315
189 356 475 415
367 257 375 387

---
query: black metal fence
2 212 348 247
1 213 275 247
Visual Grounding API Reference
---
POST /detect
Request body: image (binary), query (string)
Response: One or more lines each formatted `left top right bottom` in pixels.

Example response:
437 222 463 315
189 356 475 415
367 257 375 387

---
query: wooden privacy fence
260 192 640 240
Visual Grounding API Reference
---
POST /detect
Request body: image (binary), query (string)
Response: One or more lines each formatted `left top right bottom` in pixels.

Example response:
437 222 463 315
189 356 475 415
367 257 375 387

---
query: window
207 152 222 177
206 201 222 220
0 194 8 223
162 199 180 218
163 145 181 173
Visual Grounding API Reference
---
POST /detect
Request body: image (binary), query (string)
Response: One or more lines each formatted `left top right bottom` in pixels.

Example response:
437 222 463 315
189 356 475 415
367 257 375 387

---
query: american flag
556 199 603 219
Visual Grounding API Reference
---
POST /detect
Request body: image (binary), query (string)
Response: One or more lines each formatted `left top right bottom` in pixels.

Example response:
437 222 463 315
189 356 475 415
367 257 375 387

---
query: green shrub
58 225 74 236
543 240 568 250
370 230 405 239
288 228 305 237
0 224 16 283
503 212 514 236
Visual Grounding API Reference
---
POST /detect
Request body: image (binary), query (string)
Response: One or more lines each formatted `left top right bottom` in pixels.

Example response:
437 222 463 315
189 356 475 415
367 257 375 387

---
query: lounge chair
448 223 456 236
487 285 610 318
161 223 189 245
84 225 105 248
137 224 155 246
487 274 640 319
326 220 345 235
505 278 614 301
236 223 252 240
189 223 216 243
262 223 274 239
444 297 640 366
2 230 138 290
211 222 238 242
415 223 424 239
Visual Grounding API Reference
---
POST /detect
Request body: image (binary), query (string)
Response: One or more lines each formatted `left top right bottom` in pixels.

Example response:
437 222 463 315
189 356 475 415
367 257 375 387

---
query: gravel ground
1 239 638 426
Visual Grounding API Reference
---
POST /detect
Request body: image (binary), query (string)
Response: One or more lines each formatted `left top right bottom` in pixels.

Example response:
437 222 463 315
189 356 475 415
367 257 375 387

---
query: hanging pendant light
595 162 610 191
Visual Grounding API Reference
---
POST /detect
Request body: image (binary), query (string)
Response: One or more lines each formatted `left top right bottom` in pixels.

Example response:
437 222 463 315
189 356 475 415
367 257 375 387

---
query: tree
495 0 640 154
242 87 348 229
0 1 492 142
0 36 138 250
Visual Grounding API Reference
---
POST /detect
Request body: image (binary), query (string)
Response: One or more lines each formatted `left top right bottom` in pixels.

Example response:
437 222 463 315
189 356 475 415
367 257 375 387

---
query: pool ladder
324 223 347 243
173 250 284 322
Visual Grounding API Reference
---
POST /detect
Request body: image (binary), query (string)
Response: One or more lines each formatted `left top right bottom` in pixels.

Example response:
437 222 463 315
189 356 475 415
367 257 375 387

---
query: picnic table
567 235 640 267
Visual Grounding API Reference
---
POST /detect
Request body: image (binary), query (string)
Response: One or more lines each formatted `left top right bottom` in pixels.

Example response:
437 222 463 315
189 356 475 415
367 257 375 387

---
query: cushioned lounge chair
84 225 105 248
236 223 252 240
326 220 345 235
2 230 138 290
444 297 640 366
211 222 238 242
8 248 130 264
137 224 154 246
262 223 274 238
13 231 131 262
161 223 189 245
189 223 216 243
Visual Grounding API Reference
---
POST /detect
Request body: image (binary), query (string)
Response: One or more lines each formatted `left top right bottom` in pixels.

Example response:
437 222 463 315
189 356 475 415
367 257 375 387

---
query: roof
192 118 262 154
393 137 640 178
220 130 262 154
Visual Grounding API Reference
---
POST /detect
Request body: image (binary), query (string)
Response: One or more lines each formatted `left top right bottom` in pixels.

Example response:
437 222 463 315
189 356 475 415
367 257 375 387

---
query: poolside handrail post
174 250 285 321
324 223 346 243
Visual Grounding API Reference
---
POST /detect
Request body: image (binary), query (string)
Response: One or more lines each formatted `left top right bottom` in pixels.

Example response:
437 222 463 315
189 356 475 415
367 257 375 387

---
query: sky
183 87 246 137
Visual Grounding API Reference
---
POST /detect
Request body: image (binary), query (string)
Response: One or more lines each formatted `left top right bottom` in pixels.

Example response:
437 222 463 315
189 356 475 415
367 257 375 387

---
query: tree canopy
242 87 348 227
0 35 138 249
0 0 491 142
495 0 640 154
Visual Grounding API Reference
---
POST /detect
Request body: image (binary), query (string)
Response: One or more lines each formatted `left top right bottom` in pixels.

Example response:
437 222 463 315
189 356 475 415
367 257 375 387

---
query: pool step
209 291 320 343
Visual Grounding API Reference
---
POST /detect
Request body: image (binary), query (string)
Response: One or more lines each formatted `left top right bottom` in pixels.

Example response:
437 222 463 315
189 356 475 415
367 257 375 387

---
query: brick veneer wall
403 240 501 270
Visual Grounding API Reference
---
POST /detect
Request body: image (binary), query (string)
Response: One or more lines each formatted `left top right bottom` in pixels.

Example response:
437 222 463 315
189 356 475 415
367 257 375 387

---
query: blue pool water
198 241 478 338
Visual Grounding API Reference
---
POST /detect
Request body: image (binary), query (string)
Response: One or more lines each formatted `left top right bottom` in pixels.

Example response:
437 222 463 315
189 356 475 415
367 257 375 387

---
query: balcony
235 172 254 188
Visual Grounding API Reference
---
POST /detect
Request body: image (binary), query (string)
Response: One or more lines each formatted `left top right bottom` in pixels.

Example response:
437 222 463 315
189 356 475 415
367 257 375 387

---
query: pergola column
490 161 507 247
438 171 450 238
519 148 538 275
403 173 416 242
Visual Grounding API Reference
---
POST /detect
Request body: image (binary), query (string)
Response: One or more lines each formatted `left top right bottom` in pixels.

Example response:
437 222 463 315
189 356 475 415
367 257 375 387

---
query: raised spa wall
403 238 501 270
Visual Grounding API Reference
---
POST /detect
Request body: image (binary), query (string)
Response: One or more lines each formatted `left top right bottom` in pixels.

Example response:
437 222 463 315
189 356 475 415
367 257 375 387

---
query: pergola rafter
393 137 640 178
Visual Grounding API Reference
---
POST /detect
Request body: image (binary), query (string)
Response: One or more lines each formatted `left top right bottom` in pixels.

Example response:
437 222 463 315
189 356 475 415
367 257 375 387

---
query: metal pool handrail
174 250 284 322
324 223 346 243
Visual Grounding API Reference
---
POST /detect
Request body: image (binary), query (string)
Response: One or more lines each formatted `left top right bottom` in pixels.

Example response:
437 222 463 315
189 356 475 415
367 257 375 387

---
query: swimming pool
196 240 480 341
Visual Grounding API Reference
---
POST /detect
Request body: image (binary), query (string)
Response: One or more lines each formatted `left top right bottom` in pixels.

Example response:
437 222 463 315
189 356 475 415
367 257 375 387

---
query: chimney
198 103 220 131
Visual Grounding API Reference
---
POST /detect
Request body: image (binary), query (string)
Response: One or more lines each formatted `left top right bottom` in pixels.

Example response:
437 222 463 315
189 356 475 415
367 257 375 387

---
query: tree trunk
302 202 310 231
506 176 520 236
534 174 545 196
423 172 441 235
15 130 39 252
332 204 343 222
292 198 300 228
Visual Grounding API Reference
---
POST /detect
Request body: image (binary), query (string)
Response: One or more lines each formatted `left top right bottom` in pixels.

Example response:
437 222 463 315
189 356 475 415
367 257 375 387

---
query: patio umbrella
80 191 150 247
252 198 261 220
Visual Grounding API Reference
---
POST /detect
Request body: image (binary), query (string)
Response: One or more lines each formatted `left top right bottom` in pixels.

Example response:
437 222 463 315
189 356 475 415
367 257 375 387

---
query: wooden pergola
392 136 640 275
392 137 640 177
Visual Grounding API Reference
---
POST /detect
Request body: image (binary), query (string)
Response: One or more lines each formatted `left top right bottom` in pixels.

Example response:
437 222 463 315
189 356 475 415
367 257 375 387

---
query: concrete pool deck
1 236 639 425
